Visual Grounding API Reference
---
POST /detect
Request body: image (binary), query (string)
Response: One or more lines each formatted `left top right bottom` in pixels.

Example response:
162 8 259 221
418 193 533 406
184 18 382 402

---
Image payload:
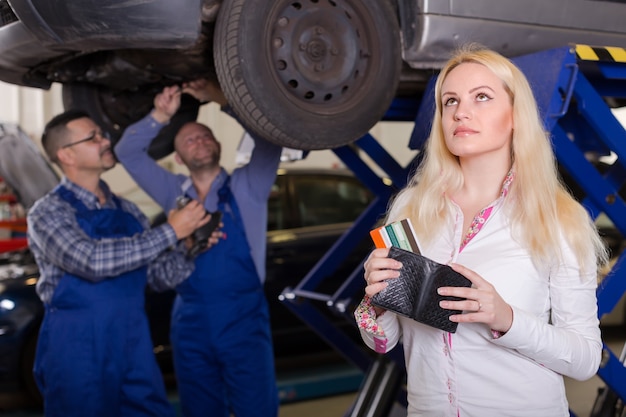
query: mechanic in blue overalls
27 109 213 417
115 80 283 417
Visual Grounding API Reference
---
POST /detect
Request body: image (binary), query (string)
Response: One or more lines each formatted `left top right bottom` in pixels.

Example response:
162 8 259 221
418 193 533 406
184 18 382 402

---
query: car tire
213 0 402 150
62 83 200 160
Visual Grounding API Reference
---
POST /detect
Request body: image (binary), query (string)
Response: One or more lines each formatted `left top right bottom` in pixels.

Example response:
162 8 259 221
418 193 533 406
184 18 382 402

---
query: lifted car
1 0 626 157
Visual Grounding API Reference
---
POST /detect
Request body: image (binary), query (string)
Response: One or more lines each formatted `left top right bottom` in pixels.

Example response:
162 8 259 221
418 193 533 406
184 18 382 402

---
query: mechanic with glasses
26 109 215 417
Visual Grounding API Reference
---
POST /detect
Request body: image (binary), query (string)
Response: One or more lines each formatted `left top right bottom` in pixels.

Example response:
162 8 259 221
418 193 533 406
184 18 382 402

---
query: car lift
279 44 626 416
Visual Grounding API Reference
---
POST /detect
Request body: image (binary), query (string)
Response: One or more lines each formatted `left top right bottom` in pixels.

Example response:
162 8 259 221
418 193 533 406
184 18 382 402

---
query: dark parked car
1 0 626 156
0 162 377 404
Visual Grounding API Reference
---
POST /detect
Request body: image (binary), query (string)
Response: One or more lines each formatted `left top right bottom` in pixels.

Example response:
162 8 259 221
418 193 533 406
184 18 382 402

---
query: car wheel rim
269 0 374 110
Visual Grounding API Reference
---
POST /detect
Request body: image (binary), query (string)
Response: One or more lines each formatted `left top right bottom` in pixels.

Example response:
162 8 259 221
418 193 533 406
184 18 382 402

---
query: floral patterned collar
459 170 514 252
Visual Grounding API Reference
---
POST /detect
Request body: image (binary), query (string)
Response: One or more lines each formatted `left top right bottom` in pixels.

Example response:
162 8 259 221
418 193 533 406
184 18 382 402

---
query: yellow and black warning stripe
575 44 626 63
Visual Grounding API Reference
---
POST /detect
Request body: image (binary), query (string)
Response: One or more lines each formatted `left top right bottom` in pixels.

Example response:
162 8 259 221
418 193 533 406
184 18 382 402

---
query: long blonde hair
389 45 608 272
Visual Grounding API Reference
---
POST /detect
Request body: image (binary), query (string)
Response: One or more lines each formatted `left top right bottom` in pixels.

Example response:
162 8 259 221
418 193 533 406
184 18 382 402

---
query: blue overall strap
217 175 243 228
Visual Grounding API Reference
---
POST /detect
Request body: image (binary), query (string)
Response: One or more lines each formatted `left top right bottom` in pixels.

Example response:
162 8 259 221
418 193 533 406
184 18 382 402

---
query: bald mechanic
114 80 283 417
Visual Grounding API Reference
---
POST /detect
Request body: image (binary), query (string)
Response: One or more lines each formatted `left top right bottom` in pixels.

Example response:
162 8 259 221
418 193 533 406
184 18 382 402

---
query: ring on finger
477 301 482 311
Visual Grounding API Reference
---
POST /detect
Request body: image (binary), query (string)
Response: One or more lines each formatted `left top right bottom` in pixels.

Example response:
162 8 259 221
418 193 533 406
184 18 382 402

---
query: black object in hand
176 196 223 258
371 246 471 333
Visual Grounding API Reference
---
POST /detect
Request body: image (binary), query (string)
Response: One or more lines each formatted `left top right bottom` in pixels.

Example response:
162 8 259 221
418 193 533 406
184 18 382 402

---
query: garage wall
0 82 64 138
0 81 417 216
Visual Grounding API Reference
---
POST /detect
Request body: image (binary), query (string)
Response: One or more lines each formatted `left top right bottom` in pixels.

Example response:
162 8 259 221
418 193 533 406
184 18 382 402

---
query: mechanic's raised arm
233 130 283 202
114 86 184 211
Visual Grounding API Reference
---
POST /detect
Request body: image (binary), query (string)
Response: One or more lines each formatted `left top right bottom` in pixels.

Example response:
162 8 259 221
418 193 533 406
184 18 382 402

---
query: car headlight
0 298 15 311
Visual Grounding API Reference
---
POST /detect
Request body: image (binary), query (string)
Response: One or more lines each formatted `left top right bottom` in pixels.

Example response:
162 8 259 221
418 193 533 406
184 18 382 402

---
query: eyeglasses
62 130 111 149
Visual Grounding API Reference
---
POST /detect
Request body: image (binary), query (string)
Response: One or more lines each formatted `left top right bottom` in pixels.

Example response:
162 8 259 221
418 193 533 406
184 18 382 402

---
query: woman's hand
363 248 403 294
438 263 513 333
363 248 403 316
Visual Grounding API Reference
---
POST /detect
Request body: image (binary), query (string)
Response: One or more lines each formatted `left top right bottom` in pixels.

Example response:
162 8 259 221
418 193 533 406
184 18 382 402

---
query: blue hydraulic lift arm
278 131 418 371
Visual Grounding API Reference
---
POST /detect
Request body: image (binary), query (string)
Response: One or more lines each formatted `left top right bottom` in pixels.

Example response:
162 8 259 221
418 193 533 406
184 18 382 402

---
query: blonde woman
355 46 608 416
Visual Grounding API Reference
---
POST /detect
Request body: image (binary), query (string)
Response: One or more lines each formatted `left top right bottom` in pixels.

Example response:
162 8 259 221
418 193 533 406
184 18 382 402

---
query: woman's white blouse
359 195 601 417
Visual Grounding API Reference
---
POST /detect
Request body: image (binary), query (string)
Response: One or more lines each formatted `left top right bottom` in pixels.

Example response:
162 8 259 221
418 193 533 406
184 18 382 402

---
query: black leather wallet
371 246 472 333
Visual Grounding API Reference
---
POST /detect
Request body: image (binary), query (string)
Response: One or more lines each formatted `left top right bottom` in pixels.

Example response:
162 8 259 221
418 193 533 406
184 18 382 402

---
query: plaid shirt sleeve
27 189 178 284
146 240 196 291
116 196 196 291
